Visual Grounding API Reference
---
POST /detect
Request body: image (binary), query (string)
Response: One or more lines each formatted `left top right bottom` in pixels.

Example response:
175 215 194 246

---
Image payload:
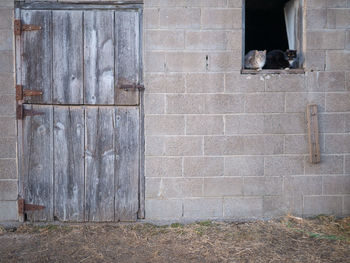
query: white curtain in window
284 0 299 50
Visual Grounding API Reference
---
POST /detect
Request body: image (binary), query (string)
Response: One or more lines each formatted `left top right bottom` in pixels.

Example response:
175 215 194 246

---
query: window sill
241 69 305 75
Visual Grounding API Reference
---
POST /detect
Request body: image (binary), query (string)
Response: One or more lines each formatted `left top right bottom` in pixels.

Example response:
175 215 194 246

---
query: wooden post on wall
306 104 320 164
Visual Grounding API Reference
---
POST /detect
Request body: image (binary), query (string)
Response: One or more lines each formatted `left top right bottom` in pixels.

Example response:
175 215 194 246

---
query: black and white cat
264 49 298 69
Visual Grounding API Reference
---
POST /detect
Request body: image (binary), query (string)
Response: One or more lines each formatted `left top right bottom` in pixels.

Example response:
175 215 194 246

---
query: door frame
15 2 145 221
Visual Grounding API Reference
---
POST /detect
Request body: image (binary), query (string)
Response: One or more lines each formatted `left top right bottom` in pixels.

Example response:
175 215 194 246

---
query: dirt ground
0 215 349 263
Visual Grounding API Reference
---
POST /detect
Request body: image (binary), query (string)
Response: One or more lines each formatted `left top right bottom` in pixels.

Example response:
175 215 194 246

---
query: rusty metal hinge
14 19 42 36
16 85 43 101
18 198 45 217
16 104 44 120
120 84 145 91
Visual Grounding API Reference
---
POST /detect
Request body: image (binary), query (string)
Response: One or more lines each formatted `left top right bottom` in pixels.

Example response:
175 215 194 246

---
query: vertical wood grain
53 11 83 104
115 11 140 106
54 106 85 221
22 105 53 221
84 11 115 105
115 107 139 221
85 107 115 221
21 10 52 104
307 104 320 164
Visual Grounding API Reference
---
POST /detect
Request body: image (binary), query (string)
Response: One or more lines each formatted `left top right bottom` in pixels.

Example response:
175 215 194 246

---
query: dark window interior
245 0 290 54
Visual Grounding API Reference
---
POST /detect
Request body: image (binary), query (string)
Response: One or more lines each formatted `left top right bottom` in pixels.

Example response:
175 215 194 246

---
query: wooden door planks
53 11 84 104
115 107 140 221
22 105 53 221
84 11 115 105
21 10 52 104
54 106 85 221
115 11 140 106
307 104 320 164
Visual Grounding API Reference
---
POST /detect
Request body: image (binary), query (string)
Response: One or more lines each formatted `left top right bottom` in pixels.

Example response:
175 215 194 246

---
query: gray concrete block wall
0 0 17 221
143 0 350 220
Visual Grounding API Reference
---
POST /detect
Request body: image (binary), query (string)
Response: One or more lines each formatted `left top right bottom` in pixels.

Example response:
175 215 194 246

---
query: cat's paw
285 67 290 70
257 68 262 71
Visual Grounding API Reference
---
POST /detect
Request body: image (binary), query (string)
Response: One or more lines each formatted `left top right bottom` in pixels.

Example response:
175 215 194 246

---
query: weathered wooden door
16 5 143 222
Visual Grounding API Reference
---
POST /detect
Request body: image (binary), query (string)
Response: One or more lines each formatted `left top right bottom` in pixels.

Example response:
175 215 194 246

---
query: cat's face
255 50 267 60
286 49 297 60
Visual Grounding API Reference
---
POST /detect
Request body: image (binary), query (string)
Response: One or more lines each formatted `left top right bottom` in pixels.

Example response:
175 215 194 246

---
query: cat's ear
263 50 267 54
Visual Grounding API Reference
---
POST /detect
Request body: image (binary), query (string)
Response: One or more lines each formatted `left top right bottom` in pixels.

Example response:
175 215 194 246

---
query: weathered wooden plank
115 11 140 106
53 11 83 104
54 106 85 222
85 107 115 221
115 107 139 221
21 10 52 104
22 105 53 221
84 11 115 105
307 104 320 164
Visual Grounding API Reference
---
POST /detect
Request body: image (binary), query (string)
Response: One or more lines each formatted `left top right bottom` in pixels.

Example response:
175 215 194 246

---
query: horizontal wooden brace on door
18 198 45 218
14 19 42 35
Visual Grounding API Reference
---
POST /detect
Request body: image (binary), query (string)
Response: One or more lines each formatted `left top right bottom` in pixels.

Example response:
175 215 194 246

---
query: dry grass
0 216 349 263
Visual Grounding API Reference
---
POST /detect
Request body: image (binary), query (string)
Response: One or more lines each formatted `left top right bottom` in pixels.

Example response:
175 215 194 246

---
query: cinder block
264 156 304 176
307 31 345 50
160 178 203 198
204 136 244 155
159 8 200 29
225 73 265 93
284 176 323 195
186 115 224 135
304 196 342 216
265 74 305 92
344 195 350 215
223 197 263 218
164 136 203 156
0 95 16 116
0 138 16 158
0 117 15 137
0 159 16 179
0 180 17 200
0 201 17 221
208 51 241 71
327 0 347 7
326 51 350 70
186 73 224 93
0 10 12 30
285 92 325 113
204 94 244 114
183 157 224 177
243 135 284 155
145 157 182 177
243 177 282 196
305 155 343 174
346 156 350 173
185 0 227 7
145 136 165 156
0 73 14 94
0 0 14 8
263 196 287 218
323 176 350 195
183 198 222 219
285 135 308 154
319 113 346 133
263 113 306 134
225 115 264 134
327 8 350 29
145 115 185 135
166 52 206 72
145 73 185 93
0 30 12 51
306 0 326 8
325 134 350 153
347 72 350 90
145 199 182 219
326 93 350 112
144 94 165 114
201 9 241 29
319 71 346 91
0 51 13 73
185 30 241 50
145 178 161 199
225 156 264 177
144 52 165 72
204 177 243 197
245 93 285 113
144 8 159 29
305 50 325 71
166 94 205 114
145 30 184 50
306 9 327 29
227 0 242 7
